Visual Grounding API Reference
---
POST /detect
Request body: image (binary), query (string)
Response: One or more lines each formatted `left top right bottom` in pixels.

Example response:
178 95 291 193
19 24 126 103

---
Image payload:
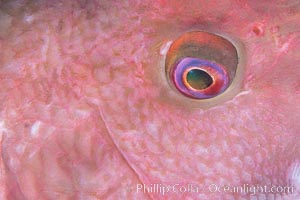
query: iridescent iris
172 57 229 99
165 31 238 99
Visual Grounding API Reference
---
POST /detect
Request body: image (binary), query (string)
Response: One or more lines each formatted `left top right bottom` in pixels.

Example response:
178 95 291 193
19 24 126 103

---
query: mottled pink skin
0 0 299 199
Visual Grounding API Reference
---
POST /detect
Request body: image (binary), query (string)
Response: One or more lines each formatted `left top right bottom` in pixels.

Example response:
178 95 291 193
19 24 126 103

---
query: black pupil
186 69 213 90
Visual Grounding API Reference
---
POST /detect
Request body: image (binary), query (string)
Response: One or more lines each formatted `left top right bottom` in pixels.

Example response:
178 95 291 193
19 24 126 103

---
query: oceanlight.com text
135 183 294 196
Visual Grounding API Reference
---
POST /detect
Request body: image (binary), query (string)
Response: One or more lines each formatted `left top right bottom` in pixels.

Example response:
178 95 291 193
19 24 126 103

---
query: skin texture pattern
0 0 299 199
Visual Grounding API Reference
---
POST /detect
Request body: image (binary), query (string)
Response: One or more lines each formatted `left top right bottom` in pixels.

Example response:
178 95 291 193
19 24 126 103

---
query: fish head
0 0 299 199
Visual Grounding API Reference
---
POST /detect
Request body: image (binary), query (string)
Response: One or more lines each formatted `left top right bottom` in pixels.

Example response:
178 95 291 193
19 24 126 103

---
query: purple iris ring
171 57 229 99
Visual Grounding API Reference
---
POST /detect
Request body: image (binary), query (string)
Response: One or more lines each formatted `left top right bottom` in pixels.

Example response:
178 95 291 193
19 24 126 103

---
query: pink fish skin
0 0 299 199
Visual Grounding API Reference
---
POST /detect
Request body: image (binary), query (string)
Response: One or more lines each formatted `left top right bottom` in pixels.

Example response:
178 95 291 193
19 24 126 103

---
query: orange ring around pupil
183 67 215 91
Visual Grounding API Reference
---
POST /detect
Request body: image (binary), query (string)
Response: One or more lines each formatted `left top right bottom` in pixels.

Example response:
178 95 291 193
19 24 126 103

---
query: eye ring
172 57 229 99
165 31 238 99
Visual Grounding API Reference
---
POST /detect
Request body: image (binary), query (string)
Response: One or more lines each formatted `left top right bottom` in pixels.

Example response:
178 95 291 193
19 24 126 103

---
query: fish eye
165 31 238 99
